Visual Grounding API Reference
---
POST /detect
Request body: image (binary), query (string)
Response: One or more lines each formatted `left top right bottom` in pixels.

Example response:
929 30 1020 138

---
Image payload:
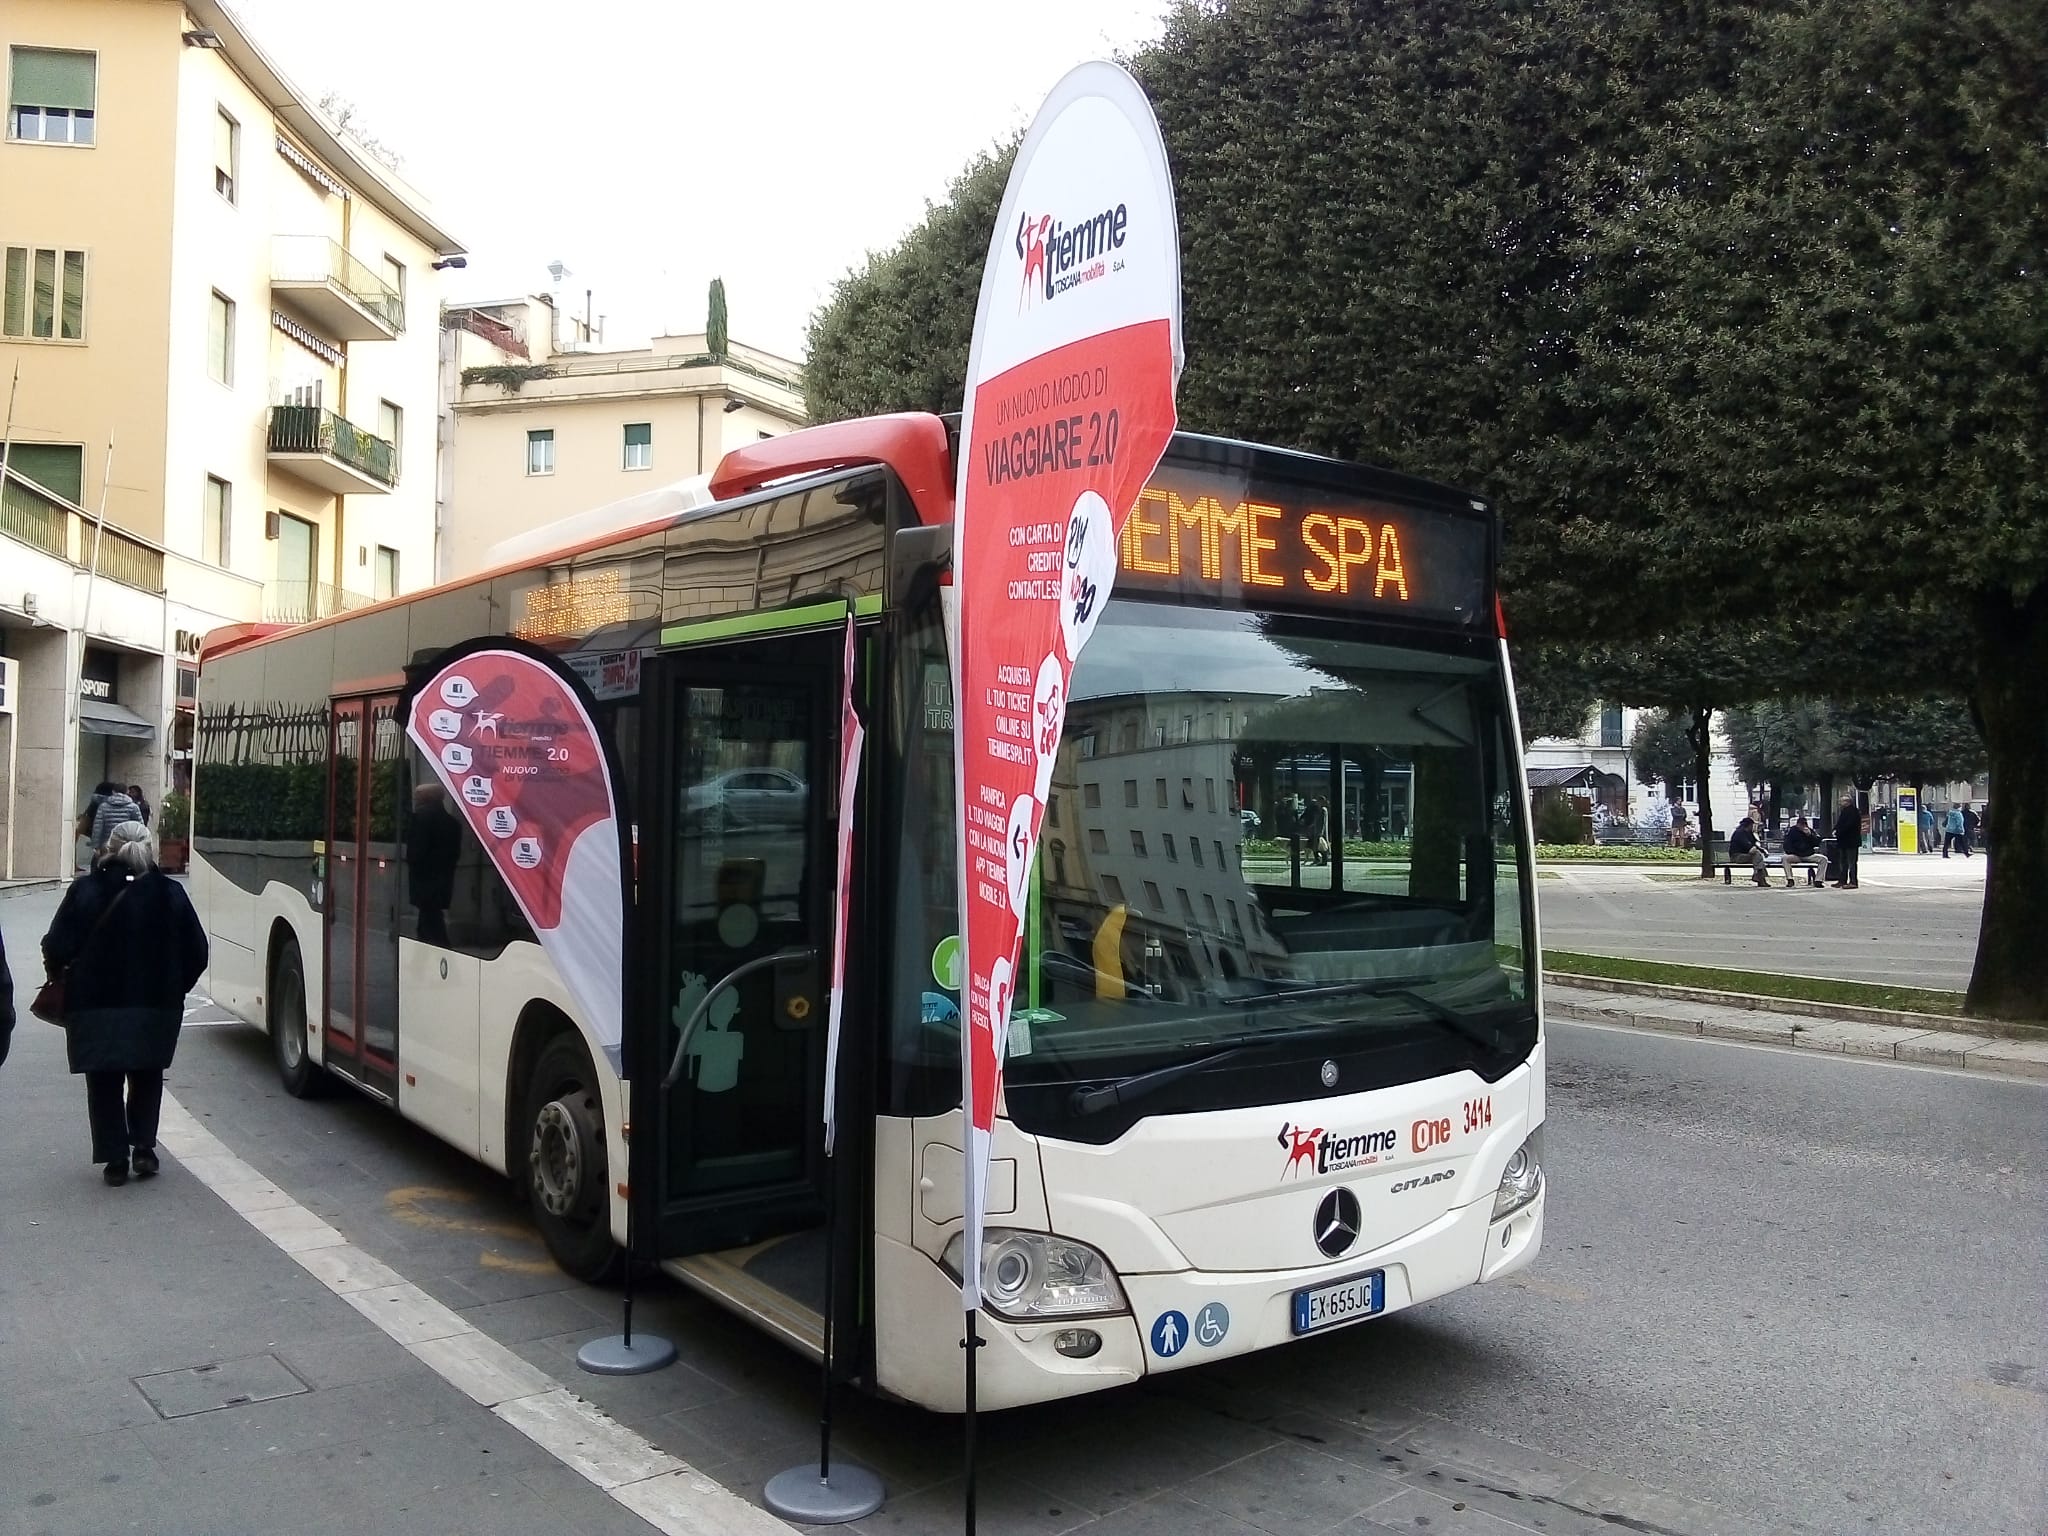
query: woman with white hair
40 820 208 1185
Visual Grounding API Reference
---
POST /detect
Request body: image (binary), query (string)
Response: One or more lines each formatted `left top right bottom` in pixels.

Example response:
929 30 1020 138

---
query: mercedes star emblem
1319 1059 1339 1088
1314 1187 1362 1258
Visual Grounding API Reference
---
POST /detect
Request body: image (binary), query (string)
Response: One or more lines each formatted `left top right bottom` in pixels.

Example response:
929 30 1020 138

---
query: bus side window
404 750 532 955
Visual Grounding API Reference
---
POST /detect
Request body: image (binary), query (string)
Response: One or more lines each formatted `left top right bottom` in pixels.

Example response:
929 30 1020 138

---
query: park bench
1708 834 1828 886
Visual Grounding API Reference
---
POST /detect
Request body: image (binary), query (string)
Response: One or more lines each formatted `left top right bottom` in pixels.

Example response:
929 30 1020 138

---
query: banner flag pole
945 58 1183 1536
765 610 884 1523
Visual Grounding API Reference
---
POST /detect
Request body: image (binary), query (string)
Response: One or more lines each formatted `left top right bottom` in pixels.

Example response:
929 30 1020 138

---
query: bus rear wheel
522 1034 623 1284
270 940 326 1099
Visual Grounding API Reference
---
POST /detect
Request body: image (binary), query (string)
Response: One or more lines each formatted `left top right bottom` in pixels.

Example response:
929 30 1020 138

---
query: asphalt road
4 882 2043 1536
1535 855 1988 989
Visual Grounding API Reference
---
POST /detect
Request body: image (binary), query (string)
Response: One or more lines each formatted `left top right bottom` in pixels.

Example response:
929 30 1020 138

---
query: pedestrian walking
1943 803 1964 858
39 821 208 1186
0 927 15 1070
1304 795 1331 866
1918 804 1936 854
77 781 142 859
126 783 151 828
1960 803 1979 856
1831 792 1864 888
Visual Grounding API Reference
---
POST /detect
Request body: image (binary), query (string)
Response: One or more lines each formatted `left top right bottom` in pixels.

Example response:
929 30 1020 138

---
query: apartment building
0 0 462 876
439 296 805 578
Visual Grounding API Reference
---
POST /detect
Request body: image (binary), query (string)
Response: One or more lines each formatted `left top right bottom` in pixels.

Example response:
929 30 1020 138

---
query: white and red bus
193 413 1544 1410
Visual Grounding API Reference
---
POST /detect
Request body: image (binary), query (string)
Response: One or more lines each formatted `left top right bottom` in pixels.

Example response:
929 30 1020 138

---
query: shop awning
79 698 155 740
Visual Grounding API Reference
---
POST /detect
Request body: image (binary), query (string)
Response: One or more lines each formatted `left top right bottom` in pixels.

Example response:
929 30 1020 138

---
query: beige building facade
440 297 805 579
0 0 461 876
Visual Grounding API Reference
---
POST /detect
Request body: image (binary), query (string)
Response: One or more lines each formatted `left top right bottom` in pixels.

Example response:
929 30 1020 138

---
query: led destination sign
1113 460 1490 624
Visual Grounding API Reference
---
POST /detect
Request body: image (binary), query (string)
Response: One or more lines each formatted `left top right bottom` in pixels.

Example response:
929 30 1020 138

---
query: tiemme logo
1015 202 1129 309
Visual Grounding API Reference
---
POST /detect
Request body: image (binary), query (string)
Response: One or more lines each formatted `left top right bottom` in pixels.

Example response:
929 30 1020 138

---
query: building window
203 476 231 566
1215 839 1228 869
1190 838 1204 869
275 512 317 592
1155 777 1167 808
1144 880 1163 909
1130 829 1147 857
6 442 83 501
1600 704 1624 749
1082 782 1101 809
1162 832 1177 862
1077 732 1096 759
8 48 96 145
1177 889 1197 922
378 399 402 472
623 421 652 470
526 429 554 476
1087 827 1108 854
374 545 399 600
3 245 87 340
214 107 239 202
1123 779 1138 808
207 291 234 384
1101 875 1125 905
381 254 405 312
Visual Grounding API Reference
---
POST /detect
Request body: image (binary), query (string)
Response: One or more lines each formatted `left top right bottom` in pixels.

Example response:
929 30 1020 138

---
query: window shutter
11 48 96 111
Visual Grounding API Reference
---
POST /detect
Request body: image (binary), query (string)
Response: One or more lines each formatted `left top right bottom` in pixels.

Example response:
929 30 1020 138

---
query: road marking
386 1184 561 1275
1549 1016 2046 1087
155 1090 793 1536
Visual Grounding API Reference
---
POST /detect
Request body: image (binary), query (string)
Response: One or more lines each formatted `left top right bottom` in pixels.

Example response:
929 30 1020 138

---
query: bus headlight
1492 1129 1543 1221
942 1229 1128 1320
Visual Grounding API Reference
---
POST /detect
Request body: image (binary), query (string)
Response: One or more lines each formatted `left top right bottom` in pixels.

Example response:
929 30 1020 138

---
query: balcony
267 405 396 495
1 465 166 593
270 235 404 341
261 580 373 625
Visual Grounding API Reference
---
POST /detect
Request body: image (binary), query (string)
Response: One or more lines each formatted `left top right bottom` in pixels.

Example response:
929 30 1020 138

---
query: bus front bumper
874 1183 1543 1413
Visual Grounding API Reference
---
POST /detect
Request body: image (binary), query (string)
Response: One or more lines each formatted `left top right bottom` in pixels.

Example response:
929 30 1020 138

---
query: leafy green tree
1629 710 1694 798
802 0 2046 1015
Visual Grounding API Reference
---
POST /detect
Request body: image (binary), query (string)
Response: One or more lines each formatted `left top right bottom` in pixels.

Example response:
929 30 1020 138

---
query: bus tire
270 939 327 1099
521 1033 624 1284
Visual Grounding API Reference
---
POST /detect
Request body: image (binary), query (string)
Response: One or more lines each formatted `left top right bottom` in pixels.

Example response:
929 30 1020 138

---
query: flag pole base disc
763 1463 886 1523
576 1334 677 1376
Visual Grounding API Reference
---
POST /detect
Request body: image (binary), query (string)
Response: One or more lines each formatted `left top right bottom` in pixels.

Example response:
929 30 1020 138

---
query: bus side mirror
890 524 951 608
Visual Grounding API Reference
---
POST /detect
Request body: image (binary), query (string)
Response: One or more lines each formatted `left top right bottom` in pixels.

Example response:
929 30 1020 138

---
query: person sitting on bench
1780 816 1827 886
1727 810 1769 887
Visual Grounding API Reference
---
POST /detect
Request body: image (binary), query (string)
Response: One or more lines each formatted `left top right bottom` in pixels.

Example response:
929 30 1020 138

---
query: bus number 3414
1463 1097 1493 1135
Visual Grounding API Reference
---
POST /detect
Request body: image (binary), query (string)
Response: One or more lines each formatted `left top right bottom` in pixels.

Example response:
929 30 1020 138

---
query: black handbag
30 885 129 1025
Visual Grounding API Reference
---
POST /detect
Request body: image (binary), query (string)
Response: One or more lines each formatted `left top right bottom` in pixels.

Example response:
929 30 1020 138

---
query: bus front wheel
270 940 326 1099
522 1034 624 1284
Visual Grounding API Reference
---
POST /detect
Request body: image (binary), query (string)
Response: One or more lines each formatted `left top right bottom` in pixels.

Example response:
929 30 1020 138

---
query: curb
1544 986 2048 1082
1540 969 2048 1042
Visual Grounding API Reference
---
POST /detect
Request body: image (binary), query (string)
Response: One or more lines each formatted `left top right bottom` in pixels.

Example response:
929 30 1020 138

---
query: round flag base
763 1463 886 1523
576 1333 677 1376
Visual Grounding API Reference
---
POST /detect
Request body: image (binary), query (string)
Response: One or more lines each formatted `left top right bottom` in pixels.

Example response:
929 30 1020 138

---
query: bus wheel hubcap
280 984 303 1068
532 1095 597 1219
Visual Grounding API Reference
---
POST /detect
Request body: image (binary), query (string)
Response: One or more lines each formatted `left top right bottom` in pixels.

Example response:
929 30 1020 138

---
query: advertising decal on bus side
403 641 629 1071
949 59 1184 1315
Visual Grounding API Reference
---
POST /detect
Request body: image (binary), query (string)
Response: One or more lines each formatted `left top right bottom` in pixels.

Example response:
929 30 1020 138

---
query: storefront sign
950 61 1182 1310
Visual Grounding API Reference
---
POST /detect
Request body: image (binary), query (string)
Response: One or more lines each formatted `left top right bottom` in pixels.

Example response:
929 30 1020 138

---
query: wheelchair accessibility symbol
1194 1301 1230 1348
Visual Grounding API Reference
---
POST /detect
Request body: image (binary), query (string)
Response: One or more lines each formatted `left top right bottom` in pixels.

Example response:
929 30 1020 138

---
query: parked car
684 767 807 827
1239 808 1261 831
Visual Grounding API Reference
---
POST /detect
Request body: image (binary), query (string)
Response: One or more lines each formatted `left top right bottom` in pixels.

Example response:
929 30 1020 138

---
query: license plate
1292 1270 1386 1335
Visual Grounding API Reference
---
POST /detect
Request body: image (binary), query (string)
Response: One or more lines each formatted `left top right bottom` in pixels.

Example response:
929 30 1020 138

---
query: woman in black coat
41 821 208 1185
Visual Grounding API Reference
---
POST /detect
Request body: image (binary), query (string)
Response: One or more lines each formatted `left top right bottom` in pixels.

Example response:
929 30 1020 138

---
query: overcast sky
228 0 1174 360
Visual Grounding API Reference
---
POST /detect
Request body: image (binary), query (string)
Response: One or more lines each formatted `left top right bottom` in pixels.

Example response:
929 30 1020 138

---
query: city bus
192 412 1545 1411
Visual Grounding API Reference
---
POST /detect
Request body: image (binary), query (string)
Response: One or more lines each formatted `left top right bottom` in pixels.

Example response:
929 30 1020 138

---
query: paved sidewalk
1546 981 2048 1079
0 979 660 1534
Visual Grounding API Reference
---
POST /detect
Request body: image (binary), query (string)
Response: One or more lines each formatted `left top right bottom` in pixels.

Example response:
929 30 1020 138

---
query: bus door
323 693 403 1098
637 638 838 1262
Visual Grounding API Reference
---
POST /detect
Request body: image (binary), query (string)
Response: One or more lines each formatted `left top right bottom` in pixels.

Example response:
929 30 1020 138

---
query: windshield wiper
1065 1024 1353 1117
1225 977 1510 1057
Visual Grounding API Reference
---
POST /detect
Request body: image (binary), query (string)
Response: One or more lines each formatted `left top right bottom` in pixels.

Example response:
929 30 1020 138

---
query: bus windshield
889 597 1537 1134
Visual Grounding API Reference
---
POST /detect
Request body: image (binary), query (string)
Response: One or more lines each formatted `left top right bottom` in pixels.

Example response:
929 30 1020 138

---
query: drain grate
132 1353 311 1419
